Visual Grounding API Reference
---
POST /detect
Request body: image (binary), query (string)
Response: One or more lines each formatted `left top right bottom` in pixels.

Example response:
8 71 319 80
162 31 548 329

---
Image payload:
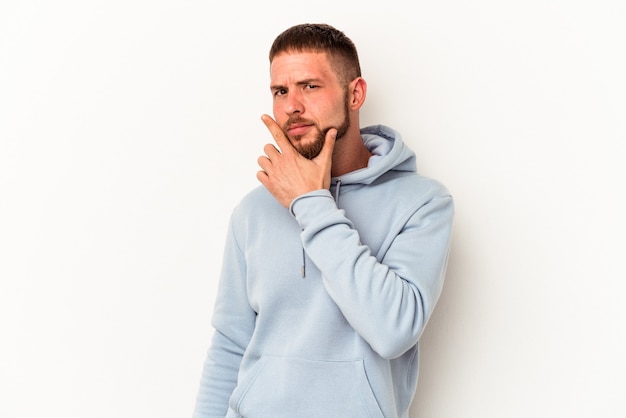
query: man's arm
291 189 454 359
193 331 244 418
193 215 255 417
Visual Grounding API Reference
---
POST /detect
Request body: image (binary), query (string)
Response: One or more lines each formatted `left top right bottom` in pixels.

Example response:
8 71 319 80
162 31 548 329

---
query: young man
194 23 454 418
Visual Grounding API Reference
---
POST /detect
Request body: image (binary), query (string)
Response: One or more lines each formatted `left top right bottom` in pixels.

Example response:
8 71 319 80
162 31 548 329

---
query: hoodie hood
331 124 417 186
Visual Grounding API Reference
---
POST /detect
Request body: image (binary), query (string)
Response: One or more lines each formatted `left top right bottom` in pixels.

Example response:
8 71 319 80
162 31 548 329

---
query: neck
330 131 372 177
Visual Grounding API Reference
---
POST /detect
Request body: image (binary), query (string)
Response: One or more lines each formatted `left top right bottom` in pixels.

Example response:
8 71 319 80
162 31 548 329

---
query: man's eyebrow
270 78 324 91
297 78 323 85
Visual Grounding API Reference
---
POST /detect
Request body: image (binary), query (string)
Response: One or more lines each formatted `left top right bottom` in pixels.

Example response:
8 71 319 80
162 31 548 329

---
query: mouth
286 123 312 137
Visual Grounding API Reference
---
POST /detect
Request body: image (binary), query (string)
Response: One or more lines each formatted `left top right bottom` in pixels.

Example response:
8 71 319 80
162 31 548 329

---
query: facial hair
285 93 351 160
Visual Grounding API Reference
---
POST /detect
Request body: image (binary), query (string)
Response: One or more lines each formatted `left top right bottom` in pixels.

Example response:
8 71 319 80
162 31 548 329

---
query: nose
284 91 304 115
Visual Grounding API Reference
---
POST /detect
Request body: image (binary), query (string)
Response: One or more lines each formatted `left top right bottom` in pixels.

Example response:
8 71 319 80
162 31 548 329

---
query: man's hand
257 114 336 208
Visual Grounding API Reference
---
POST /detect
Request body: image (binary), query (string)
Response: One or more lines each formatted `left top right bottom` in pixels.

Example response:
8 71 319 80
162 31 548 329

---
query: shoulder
377 170 452 202
233 185 281 218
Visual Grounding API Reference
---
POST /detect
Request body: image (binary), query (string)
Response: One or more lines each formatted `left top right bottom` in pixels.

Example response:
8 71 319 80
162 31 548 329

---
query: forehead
270 51 338 85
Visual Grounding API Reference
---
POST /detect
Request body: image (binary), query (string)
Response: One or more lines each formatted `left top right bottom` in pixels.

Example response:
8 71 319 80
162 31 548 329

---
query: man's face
270 51 350 159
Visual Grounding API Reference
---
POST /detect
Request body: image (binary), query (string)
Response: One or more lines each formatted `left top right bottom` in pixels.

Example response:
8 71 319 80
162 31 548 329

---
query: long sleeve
193 213 256 418
193 331 244 418
290 187 454 359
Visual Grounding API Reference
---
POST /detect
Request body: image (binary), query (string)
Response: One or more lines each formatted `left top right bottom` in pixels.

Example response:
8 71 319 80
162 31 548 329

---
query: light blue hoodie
194 125 454 418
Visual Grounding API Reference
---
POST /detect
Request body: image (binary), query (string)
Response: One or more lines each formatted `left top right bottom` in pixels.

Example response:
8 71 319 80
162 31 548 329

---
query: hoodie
193 125 454 418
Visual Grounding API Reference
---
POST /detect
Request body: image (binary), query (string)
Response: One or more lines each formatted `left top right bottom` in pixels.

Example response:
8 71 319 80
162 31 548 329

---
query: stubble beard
286 94 351 160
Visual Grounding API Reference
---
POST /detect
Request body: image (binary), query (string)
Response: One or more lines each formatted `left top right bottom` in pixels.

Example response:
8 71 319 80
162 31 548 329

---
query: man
194 23 454 418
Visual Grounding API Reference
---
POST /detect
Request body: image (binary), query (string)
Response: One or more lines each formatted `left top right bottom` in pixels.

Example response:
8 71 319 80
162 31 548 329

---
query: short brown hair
269 23 362 85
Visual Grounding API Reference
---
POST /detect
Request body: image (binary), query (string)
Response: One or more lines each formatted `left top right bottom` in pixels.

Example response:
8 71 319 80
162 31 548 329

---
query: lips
287 123 312 137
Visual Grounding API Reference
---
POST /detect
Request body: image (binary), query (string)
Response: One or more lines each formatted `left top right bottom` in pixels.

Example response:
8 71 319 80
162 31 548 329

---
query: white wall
1 1 624 417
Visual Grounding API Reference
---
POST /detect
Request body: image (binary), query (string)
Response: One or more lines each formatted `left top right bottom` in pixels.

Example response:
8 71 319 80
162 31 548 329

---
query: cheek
321 101 346 125
272 104 286 125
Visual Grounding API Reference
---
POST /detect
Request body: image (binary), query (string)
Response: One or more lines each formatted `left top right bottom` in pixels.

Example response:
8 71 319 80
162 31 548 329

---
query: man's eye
305 84 318 90
274 89 287 97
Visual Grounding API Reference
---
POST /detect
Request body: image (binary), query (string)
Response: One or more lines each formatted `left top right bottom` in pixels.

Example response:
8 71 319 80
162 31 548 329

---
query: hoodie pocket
230 356 384 418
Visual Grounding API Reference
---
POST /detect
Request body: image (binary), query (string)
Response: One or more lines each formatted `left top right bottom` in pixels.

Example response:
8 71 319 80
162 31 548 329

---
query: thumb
316 128 337 164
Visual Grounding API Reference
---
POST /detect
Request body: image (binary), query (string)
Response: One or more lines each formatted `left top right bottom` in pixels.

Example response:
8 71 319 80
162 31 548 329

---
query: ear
348 77 367 111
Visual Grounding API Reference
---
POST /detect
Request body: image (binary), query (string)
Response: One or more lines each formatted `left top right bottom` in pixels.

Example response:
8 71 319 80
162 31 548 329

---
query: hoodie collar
331 124 417 186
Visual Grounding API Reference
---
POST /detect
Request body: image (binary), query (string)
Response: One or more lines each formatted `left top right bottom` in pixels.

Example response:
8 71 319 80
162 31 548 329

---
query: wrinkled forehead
269 51 337 84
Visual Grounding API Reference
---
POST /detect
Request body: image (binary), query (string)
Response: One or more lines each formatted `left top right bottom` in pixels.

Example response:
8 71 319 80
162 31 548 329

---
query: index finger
260 114 295 154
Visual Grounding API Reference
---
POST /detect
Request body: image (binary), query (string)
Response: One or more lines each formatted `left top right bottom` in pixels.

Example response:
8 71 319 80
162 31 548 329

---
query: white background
1 1 624 417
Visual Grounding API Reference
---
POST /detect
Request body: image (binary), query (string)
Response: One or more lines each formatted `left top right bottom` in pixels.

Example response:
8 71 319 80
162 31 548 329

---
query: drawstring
335 179 342 205
300 179 342 279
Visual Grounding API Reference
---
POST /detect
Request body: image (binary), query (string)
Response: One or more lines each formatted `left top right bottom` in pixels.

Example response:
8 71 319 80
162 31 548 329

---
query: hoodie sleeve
290 187 454 359
193 212 255 417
